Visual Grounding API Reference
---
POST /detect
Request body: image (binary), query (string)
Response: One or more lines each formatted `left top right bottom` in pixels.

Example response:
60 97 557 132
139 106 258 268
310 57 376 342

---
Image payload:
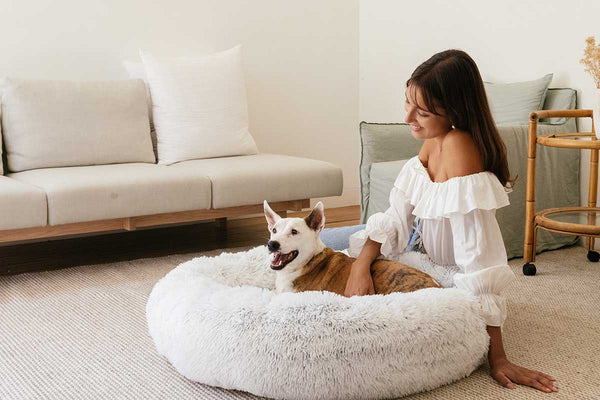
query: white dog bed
146 246 489 400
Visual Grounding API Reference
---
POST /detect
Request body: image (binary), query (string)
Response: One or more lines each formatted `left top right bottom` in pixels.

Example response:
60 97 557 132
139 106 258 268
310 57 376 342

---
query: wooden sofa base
0 199 310 244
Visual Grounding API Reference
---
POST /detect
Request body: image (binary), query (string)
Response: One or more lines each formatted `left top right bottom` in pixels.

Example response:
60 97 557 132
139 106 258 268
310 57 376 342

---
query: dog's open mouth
270 250 299 270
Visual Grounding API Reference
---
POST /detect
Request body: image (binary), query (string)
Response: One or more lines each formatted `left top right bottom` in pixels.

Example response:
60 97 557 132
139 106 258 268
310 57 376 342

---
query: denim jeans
320 220 425 254
319 224 366 251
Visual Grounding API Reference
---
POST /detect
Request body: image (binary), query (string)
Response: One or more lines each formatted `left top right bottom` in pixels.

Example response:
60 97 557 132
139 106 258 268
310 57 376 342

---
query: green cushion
367 160 408 218
484 73 553 126
540 88 577 125
359 122 420 221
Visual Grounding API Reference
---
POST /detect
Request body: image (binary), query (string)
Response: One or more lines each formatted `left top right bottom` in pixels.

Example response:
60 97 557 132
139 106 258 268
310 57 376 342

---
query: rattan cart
523 109 599 275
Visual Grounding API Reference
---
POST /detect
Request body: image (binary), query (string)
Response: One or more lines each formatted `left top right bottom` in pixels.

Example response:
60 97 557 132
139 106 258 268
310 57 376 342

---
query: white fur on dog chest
146 246 489 400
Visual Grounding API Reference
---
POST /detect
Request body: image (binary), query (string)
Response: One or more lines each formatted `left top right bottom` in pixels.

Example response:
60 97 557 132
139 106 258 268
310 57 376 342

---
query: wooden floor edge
0 199 312 244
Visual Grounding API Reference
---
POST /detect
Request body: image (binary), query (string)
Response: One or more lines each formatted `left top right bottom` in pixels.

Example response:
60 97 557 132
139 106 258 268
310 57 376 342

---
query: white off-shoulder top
348 155 516 327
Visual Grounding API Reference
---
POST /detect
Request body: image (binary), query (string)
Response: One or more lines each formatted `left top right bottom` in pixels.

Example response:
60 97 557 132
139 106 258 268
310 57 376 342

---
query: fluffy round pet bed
146 246 489 400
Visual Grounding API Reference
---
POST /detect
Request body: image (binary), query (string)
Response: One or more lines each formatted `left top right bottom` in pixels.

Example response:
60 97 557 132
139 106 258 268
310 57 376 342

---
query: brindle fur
292 248 441 295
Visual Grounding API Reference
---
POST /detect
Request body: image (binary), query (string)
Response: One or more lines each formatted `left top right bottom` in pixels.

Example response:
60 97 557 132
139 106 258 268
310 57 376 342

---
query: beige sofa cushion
9 164 211 225
0 78 155 172
0 177 47 230
122 61 158 159
170 153 343 208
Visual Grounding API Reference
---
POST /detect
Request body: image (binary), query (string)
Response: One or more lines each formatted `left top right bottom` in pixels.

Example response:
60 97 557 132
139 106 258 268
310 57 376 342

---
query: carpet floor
1 244 598 399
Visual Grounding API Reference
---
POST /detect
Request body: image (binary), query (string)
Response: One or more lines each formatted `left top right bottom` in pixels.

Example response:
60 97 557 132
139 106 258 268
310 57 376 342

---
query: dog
264 200 441 295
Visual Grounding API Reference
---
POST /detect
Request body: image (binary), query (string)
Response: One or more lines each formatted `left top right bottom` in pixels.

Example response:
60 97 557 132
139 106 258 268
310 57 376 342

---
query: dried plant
581 36 600 88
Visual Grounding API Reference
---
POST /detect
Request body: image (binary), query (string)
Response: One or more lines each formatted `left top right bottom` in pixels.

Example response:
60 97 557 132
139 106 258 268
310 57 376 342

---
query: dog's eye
291 229 298 235
272 228 277 233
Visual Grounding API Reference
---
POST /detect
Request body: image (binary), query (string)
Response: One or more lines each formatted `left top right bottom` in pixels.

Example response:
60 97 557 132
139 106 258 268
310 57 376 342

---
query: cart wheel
523 263 536 276
587 250 600 262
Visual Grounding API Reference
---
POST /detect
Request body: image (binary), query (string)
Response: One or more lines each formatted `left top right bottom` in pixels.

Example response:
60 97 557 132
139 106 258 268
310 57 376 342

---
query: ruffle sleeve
449 208 516 326
348 187 415 260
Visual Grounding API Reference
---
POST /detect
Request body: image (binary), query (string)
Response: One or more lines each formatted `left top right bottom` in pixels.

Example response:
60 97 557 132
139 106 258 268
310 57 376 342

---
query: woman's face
404 85 452 140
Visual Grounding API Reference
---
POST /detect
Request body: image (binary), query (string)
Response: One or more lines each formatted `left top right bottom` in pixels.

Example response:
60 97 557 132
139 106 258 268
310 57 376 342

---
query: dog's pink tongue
271 252 282 265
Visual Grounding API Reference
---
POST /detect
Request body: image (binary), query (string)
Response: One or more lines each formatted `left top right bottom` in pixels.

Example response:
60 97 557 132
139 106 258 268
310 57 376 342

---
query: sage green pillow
368 160 409 218
484 73 553 126
540 88 577 125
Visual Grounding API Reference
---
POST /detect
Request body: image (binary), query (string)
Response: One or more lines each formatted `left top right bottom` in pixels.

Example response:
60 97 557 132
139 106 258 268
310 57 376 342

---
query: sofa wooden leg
124 218 136 231
215 217 227 230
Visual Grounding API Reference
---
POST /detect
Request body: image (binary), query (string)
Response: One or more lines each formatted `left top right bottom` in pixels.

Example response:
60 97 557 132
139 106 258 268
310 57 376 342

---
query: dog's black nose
267 240 280 252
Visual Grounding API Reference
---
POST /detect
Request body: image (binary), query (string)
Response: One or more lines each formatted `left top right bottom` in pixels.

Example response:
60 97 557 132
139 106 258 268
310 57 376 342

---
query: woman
345 50 557 393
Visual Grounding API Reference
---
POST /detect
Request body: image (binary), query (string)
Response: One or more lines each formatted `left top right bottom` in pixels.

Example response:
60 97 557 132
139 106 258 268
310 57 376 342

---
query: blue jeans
319 224 366 251
320 220 425 254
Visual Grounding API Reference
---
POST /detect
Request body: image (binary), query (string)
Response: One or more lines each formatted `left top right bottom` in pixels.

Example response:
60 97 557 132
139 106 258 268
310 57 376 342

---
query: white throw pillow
139 46 259 164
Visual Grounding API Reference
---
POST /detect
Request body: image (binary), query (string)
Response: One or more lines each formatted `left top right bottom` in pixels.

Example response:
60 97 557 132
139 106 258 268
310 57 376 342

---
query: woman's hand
344 261 375 297
490 357 557 393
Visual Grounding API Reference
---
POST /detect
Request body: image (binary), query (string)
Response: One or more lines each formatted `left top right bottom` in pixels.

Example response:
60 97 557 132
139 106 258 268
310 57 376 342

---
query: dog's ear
263 200 281 230
304 201 325 232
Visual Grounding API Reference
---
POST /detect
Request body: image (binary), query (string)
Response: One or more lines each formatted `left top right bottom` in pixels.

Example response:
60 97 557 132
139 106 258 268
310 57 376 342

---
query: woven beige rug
0 244 598 399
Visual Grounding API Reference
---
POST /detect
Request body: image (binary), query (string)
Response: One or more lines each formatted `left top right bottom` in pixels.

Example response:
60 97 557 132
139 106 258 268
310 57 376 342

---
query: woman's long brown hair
406 49 514 187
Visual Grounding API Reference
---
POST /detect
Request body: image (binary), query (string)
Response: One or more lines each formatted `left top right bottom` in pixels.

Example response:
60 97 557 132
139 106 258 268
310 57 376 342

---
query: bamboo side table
523 109 599 276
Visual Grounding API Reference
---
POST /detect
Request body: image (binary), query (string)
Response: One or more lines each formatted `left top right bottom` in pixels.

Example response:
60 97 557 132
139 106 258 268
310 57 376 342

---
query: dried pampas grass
581 36 600 88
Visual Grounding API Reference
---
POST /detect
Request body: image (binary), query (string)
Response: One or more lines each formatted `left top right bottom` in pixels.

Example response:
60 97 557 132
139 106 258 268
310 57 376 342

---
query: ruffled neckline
394 156 511 219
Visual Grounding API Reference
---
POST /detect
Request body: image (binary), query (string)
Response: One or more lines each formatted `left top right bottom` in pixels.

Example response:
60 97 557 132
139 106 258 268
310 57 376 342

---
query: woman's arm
447 208 559 393
344 238 381 297
487 326 557 393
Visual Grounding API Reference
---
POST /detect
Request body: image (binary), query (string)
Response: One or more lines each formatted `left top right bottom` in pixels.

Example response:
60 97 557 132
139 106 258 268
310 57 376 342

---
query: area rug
0 244 598 399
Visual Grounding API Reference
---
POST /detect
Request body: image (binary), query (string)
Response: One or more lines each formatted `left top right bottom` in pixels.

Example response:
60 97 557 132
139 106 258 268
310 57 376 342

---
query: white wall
0 0 360 208
360 0 600 211
3 1 600 215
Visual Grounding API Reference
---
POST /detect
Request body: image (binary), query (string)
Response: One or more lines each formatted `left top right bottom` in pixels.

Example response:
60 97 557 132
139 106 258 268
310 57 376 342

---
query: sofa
0 78 343 245
359 88 581 259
